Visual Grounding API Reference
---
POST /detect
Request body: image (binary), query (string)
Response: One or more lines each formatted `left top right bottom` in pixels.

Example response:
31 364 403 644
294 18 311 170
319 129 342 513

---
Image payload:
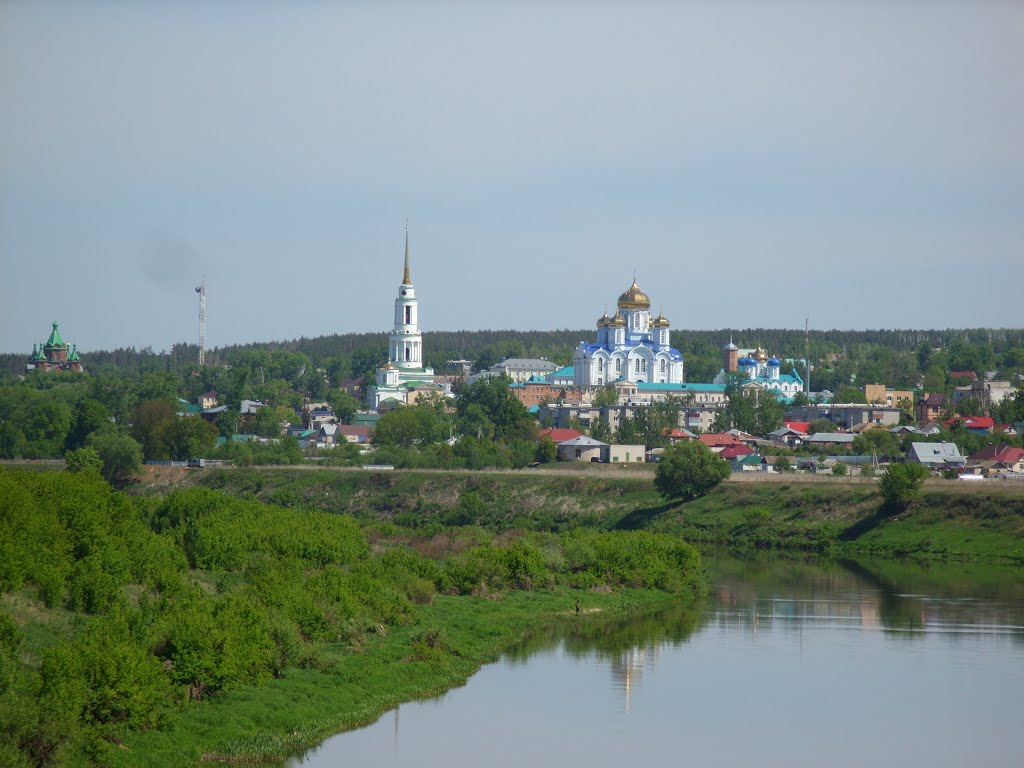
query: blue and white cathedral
573 280 684 387
367 228 435 409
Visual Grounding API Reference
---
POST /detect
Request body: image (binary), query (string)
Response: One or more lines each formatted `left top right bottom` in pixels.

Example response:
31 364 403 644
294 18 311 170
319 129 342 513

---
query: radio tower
195 276 206 366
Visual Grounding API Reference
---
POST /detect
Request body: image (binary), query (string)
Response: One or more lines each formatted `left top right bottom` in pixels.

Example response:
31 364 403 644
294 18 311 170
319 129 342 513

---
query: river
286 553 1024 767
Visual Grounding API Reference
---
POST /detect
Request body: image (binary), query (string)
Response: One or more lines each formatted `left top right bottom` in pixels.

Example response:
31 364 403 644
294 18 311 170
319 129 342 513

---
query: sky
1 1 1022 354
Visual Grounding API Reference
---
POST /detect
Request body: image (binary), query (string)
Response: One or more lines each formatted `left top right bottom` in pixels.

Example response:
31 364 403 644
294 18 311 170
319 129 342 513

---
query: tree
455 376 534 442
956 396 984 417
836 386 864 404
86 432 143 484
808 418 835 434
374 404 451 447
592 387 618 408
831 462 847 476
879 462 929 509
327 389 361 424
654 441 730 502
774 455 792 473
162 416 218 460
130 400 177 460
66 398 115 450
65 446 103 475
534 436 557 464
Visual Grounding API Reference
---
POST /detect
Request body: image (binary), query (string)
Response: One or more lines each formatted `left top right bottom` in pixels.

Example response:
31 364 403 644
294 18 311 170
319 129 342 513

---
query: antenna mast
195 276 206 366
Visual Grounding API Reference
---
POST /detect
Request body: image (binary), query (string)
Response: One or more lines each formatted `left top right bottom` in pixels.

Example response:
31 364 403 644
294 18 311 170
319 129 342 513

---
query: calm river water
286 554 1024 767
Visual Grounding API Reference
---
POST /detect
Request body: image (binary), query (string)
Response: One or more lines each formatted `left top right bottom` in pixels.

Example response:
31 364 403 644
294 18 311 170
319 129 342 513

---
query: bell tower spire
402 221 411 286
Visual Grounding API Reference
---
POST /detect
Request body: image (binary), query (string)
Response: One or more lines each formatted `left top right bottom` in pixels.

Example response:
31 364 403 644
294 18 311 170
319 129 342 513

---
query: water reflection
286 554 1024 768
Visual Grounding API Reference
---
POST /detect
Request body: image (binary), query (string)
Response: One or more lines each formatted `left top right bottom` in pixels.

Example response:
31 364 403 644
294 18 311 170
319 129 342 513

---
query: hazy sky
1 1 1022 354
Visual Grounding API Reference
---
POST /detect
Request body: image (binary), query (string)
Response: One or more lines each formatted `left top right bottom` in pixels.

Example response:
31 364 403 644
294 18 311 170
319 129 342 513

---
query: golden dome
609 312 626 327
653 312 670 328
597 311 611 327
754 347 768 363
617 280 650 310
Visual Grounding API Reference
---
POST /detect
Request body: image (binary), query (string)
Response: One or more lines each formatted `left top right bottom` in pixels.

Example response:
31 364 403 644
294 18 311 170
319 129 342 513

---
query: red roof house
720 444 755 460
945 416 995 433
783 421 811 435
539 428 584 444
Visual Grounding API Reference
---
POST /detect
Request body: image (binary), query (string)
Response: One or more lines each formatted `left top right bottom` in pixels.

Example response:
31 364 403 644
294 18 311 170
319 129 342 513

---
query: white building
367 228 435 410
573 279 684 387
714 346 805 400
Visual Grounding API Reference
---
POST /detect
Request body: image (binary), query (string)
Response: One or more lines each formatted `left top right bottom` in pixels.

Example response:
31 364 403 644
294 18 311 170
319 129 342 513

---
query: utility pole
804 313 810 395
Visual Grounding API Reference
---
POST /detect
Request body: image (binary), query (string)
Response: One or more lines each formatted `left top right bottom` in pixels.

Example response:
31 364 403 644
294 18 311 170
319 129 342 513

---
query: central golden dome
617 280 650 310
754 347 768 363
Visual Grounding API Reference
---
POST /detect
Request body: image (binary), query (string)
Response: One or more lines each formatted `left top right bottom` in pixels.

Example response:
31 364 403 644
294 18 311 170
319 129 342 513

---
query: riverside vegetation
3 463 1023 767
0 467 704 768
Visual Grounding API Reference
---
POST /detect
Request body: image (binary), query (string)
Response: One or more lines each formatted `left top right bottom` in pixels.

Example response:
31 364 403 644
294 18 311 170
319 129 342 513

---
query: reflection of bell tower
609 645 660 714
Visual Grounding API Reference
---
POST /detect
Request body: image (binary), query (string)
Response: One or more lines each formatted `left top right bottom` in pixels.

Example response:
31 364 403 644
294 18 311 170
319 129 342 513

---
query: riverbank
173 467 1024 565
111 589 676 767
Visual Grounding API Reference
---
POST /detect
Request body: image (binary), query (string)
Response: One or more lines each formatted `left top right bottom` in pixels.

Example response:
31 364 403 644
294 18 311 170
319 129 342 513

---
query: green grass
111 589 676 767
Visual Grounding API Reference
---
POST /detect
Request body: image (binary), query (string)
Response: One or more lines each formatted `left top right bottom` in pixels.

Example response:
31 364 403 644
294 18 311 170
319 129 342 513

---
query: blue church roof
768 358 780 366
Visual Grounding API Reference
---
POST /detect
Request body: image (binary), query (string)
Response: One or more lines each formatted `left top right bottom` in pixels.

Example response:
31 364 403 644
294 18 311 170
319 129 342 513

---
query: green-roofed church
27 322 84 373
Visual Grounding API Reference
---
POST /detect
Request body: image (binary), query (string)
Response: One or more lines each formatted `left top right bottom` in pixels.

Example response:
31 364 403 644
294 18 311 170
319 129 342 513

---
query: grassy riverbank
110 589 672 768
183 467 1024 564
0 468 703 768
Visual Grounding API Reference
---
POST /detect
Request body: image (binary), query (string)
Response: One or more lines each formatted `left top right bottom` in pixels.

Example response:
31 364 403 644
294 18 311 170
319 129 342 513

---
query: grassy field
162 467 1024 565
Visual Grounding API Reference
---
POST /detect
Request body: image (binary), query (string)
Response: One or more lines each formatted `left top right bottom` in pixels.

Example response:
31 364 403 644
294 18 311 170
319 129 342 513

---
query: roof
910 442 965 464
945 416 995 430
636 382 726 393
557 436 608 448
784 421 811 434
699 433 742 447
968 445 1024 463
666 427 697 440
44 322 66 349
950 371 978 380
720 444 755 459
769 427 807 438
337 425 372 437
492 358 559 372
540 428 584 443
548 366 574 379
733 452 765 465
922 392 947 407
804 432 856 443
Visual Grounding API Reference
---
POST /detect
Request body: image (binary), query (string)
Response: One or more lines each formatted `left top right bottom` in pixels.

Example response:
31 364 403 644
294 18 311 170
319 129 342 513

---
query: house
944 416 995 434
949 371 978 382
606 444 646 463
768 426 807 447
785 404 900 430
198 390 219 409
907 442 965 469
864 384 914 409
556 436 608 462
539 427 584 444
719 444 754 460
783 421 811 434
966 445 1024 474
732 453 767 472
665 427 698 442
698 433 743 454
474 357 560 384
916 393 947 423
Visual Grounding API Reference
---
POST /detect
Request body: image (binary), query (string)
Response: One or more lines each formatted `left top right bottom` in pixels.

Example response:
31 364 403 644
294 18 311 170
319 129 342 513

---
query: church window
635 359 640 374
405 306 411 324
405 347 410 362
597 358 603 372
641 359 647 374
660 359 666 374
615 359 621 374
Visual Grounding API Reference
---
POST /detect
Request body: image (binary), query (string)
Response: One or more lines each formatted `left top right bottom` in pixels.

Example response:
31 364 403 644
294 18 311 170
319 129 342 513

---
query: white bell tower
391 225 422 369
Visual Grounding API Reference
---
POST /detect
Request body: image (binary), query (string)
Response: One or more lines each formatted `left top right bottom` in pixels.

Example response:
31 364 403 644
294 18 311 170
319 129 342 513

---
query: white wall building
573 279 684 387
367 228 435 410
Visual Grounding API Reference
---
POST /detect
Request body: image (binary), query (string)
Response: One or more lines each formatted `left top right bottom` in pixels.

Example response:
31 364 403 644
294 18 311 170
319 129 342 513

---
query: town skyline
2 2 1023 354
